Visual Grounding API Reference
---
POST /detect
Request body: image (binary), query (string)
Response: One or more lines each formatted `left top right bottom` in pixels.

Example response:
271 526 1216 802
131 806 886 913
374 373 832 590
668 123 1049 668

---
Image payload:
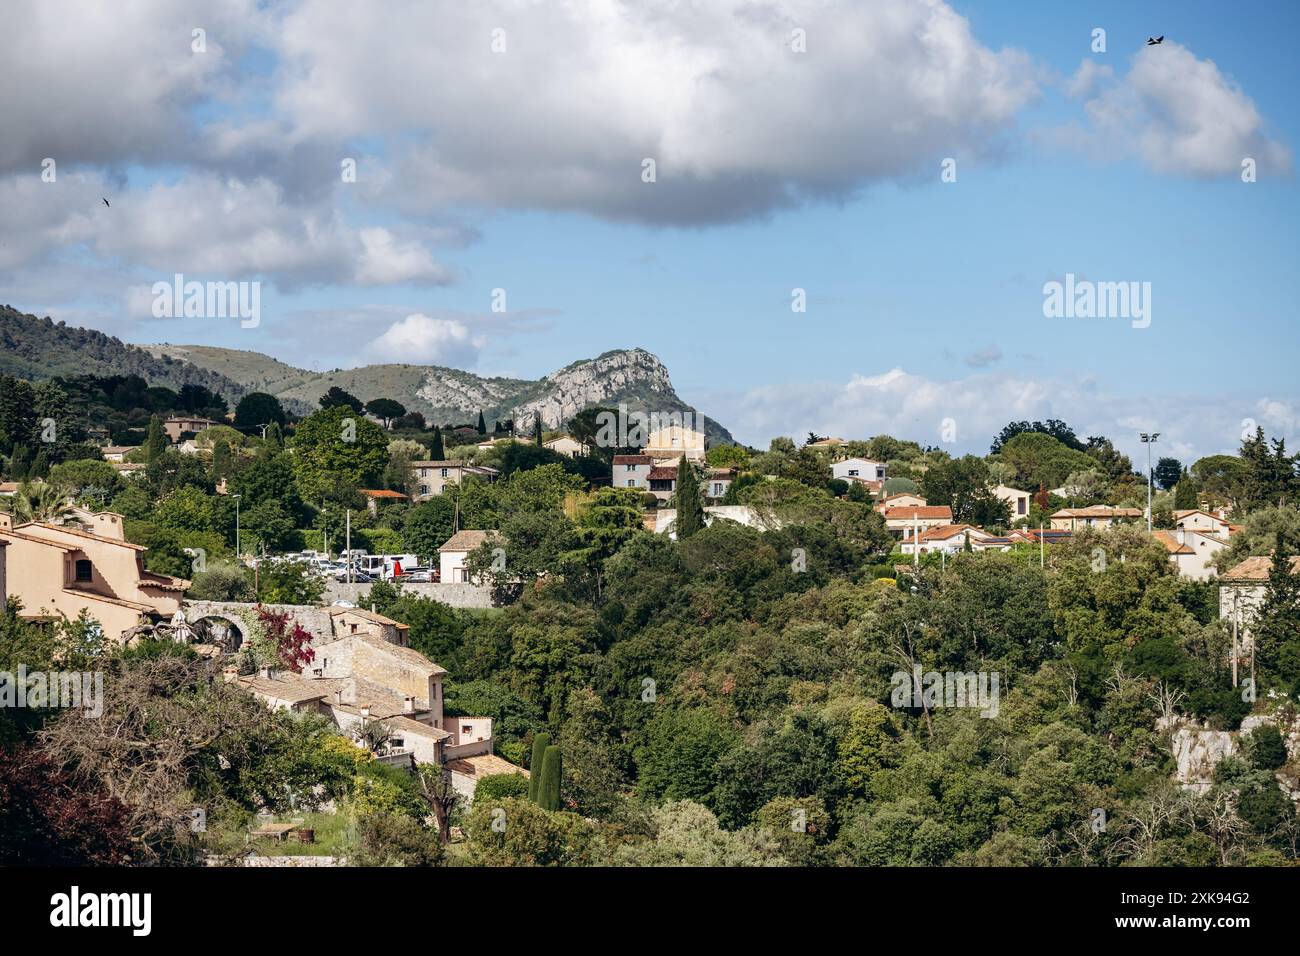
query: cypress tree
144 414 166 462
476 411 487 435
538 745 562 811
534 411 544 447
674 460 704 539
528 732 551 803
429 427 446 460
29 448 49 480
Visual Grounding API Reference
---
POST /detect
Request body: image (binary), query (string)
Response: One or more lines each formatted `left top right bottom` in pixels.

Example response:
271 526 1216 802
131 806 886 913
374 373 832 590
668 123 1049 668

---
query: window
390 737 404 750
1017 497 1026 515
462 724 473 735
74 559 92 582
440 467 449 478
626 479 636 488
419 485 429 495
625 463 636 471
847 469 859 477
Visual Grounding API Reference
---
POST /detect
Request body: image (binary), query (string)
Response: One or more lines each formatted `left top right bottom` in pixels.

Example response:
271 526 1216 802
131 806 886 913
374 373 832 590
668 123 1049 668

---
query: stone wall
322 581 495 609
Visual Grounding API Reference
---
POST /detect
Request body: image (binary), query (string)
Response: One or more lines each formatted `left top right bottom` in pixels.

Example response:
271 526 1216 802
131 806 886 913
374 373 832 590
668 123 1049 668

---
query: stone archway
188 614 245 652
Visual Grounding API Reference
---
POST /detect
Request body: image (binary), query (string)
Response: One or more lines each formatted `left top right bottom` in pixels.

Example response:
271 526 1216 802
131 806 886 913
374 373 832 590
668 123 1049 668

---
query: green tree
319 386 364 413
234 392 286 430
143 415 167 463
291 405 389 501
528 732 551 804
537 745 563 811
476 410 487 436
673 460 704 539
366 398 406 429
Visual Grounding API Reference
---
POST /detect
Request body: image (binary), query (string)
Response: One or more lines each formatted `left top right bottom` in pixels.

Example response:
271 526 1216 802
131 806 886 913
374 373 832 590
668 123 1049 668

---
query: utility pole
1039 522 1044 569
1140 432 1160 532
345 509 352 584
233 494 242 560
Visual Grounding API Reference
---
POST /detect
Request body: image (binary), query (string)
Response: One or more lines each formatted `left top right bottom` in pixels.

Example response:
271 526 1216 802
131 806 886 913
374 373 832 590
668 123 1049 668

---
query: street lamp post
1139 433 1159 532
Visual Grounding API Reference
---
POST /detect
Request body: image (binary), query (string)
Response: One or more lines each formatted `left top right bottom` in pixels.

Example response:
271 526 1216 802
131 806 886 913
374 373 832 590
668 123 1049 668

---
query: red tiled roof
359 488 408 499
881 506 953 520
647 467 678 480
613 455 653 465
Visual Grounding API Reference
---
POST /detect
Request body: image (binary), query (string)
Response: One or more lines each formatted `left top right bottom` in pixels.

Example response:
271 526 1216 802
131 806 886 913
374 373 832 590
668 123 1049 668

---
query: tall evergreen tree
528 732 551 804
476 410 487 436
1253 528 1300 695
538 745 562 811
143 415 166 463
534 411 544 447
674 460 704 539
428 428 446 460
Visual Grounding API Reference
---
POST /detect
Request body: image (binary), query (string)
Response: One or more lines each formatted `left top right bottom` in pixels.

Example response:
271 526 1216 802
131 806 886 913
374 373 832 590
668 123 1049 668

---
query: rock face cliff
1172 710 1300 797
508 349 678 430
144 340 735 444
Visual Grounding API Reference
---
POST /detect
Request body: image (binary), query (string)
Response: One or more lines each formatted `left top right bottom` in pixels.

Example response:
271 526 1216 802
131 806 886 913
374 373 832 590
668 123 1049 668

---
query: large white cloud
273 0 1039 224
1064 43 1291 177
0 170 452 294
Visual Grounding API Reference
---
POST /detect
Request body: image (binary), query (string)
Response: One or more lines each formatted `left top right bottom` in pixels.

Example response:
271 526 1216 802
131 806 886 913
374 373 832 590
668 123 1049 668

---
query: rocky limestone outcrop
1172 710 1300 796
1172 727 1237 793
511 349 678 430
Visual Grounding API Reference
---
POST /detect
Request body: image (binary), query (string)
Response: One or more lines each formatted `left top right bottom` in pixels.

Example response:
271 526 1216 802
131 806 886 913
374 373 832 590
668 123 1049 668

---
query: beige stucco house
993 485 1032 521
544 436 589 458
411 460 499 500
162 416 223 442
0 507 189 644
644 424 705 462
1049 506 1143 531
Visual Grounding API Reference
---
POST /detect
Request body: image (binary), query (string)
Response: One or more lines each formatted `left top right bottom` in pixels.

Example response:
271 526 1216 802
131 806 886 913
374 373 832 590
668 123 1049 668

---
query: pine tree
476 411 487 436
428 428 446 460
538 745 562 811
674 460 704 539
528 732 551 804
144 415 166 463
1173 470 1199 510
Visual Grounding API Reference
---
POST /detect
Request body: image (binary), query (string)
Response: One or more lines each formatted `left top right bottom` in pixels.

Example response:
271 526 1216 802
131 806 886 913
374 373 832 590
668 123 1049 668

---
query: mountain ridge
0 306 732 443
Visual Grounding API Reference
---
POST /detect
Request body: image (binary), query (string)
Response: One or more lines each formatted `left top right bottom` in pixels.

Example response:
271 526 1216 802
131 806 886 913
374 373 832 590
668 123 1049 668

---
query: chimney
404 695 415 714
334 689 343 704
258 664 272 680
222 665 239 683
1177 529 1186 546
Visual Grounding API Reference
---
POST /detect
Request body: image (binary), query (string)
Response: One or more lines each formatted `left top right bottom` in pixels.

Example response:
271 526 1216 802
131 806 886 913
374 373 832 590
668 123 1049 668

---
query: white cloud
0 170 452 294
273 0 1039 224
701 367 1298 465
1065 43 1291 177
361 312 485 366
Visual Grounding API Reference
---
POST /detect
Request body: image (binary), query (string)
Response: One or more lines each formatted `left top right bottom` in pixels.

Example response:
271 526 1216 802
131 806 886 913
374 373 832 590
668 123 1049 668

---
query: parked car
335 569 373 583
403 567 434 582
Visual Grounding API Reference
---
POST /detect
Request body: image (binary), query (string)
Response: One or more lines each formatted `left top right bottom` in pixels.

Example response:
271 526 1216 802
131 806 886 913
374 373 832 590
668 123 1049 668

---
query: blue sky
1 0 1296 464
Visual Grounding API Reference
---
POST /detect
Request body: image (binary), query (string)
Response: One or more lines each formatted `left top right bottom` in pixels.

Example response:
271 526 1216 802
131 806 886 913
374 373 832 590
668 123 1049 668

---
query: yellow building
0 507 188 643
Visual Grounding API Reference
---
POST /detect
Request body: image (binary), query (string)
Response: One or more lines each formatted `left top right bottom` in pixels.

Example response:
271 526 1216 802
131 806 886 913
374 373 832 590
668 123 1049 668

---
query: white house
1152 529 1227 581
899 524 1009 555
544 436 589 458
438 530 499 584
831 457 887 483
613 454 654 491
